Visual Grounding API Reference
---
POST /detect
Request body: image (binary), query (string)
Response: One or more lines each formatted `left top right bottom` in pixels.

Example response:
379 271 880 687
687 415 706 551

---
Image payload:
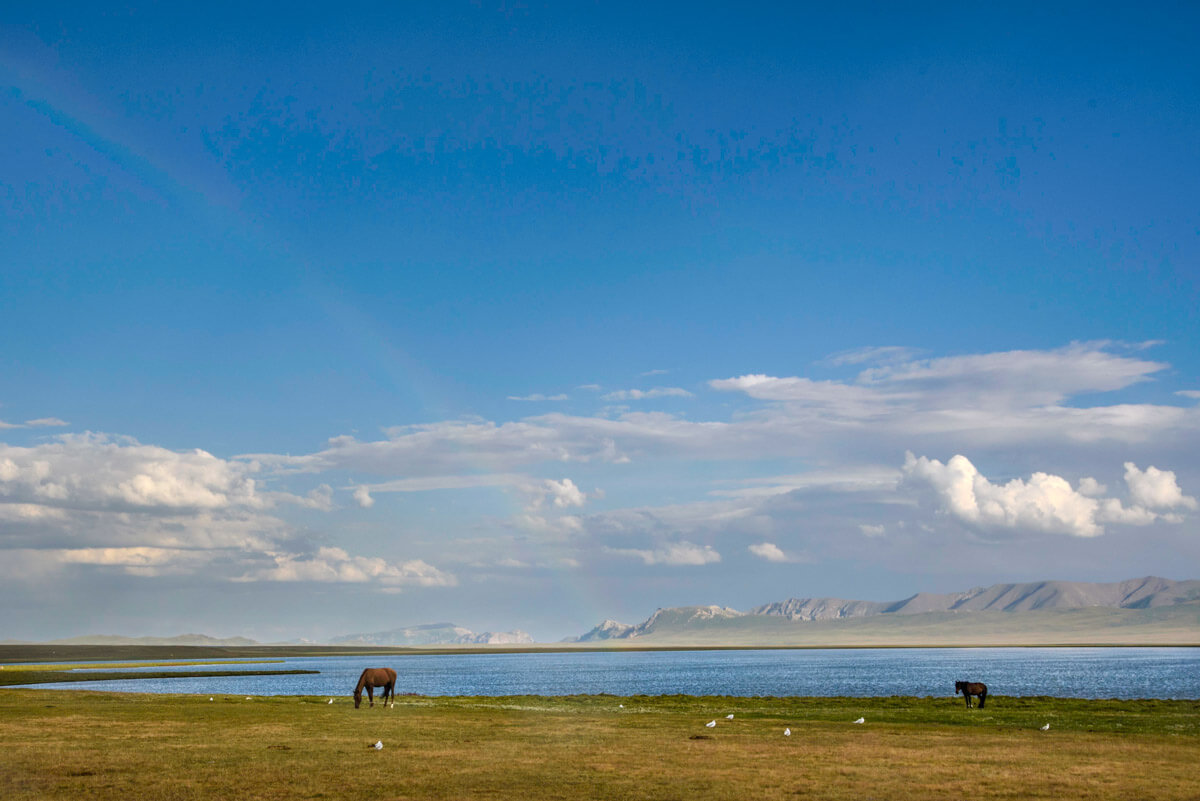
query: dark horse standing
955 680 987 708
354 668 397 708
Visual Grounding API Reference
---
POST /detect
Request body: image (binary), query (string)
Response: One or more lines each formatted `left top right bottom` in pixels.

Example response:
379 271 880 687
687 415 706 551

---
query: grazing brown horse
354 668 397 708
955 680 987 708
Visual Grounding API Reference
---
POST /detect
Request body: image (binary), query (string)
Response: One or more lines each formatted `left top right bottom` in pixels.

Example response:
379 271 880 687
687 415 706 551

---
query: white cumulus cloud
0 432 261 513
543 477 586 508
902 452 1194 537
0 432 457 591
1123 462 1197 511
352 485 375 508
748 542 790 562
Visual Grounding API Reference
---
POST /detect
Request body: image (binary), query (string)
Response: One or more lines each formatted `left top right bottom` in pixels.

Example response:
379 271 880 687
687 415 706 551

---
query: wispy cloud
24 417 69 427
710 467 901 500
0 417 70 429
606 541 721 566
821 346 921 367
507 393 568 402
235 546 456 589
600 387 693 401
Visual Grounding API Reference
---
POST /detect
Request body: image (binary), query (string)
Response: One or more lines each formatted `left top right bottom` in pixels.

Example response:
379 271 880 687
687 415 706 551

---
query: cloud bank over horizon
2 342 1196 634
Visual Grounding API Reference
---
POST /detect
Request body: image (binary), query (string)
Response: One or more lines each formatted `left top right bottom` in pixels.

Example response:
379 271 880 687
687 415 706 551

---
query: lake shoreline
6 646 1199 700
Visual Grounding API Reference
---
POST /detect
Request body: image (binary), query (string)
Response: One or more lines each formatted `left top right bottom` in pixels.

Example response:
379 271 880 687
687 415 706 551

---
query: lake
14 647 1200 699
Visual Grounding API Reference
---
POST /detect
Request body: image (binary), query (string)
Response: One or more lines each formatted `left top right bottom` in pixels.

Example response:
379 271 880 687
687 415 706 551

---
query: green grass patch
1 690 1196 800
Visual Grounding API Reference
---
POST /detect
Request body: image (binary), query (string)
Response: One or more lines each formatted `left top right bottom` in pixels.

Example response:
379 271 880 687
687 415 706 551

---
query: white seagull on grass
726 714 734 720
853 717 865 724
374 740 383 750
706 720 717 728
1041 723 1050 731
784 728 791 736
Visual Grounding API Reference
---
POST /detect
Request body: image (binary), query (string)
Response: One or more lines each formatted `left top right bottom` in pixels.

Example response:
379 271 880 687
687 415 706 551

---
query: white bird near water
1041 723 1050 731
328 699 333 704
706 720 717 728
209 697 213 701
245 697 252 701
853 717 865 724
784 728 791 737
374 741 383 750
726 714 734 720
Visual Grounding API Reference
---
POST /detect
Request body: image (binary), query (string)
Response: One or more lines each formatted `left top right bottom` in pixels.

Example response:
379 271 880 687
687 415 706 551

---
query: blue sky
2 2 1198 642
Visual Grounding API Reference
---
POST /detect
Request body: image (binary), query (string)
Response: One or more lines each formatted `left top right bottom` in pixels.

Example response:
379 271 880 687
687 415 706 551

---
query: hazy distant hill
45 633 260 647
572 577 1200 645
330 622 534 646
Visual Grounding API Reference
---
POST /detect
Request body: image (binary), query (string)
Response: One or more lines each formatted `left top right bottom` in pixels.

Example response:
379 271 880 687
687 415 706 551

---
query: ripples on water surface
13 647 1200 699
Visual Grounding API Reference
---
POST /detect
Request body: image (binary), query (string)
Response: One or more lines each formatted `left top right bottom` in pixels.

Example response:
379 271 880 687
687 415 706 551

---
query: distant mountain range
10 577 1197 648
570 576 1200 645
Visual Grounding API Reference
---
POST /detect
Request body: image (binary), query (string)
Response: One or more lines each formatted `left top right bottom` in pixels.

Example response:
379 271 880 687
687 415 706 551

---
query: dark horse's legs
977 690 986 708
366 686 375 707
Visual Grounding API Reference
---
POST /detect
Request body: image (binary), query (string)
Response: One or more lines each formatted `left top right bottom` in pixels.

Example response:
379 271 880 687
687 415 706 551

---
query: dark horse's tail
978 687 987 708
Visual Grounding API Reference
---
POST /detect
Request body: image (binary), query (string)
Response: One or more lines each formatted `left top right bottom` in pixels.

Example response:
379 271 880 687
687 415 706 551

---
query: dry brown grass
1 690 1196 800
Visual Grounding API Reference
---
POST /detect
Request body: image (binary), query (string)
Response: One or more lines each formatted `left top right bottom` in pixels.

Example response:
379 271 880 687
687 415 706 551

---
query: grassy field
1 689 1196 800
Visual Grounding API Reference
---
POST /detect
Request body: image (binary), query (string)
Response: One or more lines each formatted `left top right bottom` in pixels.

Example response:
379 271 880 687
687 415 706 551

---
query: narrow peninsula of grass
0 669 317 687
0 659 283 672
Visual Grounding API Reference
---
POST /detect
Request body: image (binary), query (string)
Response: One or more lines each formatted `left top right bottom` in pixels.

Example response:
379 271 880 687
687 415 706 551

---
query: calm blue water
12 648 1200 699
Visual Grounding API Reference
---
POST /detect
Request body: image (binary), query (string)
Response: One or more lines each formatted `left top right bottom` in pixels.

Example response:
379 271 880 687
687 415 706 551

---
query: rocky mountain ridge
573 576 1200 641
